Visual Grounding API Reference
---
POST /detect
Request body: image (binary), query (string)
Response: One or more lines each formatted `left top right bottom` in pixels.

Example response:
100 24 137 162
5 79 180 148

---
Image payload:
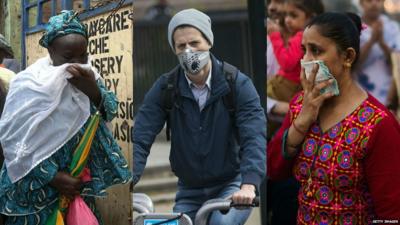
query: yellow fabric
55 210 64 225
71 112 100 175
0 67 16 90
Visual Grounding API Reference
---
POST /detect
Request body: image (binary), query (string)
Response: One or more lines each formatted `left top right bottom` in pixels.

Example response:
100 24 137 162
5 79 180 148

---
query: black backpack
161 62 238 141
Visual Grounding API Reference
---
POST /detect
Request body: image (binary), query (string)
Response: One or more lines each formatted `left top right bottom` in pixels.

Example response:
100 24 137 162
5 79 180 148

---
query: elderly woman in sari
0 11 131 224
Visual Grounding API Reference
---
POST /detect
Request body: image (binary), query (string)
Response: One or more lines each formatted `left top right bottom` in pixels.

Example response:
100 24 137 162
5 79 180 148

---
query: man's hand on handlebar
231 184 256 208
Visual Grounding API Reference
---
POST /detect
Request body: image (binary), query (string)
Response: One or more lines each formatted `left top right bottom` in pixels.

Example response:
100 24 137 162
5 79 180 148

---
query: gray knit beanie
168 8 213 51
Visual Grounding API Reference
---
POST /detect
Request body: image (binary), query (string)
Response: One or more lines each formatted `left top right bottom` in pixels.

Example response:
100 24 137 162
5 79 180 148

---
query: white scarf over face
0 56 100 183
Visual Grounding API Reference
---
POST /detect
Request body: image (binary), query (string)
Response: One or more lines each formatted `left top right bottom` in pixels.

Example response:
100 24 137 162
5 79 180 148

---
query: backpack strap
222 61 238 118
161 66 180 141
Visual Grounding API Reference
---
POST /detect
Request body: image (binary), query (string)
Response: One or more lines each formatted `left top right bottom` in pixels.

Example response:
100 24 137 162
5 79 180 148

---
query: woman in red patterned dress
268 12 400 224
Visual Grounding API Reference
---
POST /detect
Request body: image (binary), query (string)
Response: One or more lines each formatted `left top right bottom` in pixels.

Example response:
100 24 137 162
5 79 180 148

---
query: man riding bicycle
132 8 266 224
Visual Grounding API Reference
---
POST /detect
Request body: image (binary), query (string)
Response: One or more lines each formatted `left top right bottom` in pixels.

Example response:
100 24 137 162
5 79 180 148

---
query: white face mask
177 48 210 75
301 59 340 96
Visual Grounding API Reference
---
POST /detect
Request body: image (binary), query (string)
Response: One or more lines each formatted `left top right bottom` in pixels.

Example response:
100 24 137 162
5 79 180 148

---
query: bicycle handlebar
194 197 260 225
230 196 260 208
132 193 155 214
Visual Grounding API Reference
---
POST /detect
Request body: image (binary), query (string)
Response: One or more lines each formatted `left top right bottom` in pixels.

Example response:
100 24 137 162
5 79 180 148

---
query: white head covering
0 56 99 183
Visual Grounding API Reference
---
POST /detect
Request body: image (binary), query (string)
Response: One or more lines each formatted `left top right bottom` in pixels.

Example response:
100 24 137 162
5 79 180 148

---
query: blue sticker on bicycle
144 219 179 225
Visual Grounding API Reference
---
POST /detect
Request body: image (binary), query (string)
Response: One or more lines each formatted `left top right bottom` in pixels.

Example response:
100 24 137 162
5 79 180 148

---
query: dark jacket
132 55 266 188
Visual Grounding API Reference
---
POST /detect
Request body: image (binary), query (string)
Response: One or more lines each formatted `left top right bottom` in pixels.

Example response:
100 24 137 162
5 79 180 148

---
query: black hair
287 0 325 17
306 12 362 64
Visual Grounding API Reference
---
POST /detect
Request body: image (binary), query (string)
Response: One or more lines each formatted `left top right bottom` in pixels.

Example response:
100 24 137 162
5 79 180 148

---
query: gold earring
344 62 352 68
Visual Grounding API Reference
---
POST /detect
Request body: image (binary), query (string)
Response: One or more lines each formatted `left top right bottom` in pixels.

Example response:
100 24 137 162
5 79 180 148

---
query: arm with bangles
268 66 334 180
284 65 334 157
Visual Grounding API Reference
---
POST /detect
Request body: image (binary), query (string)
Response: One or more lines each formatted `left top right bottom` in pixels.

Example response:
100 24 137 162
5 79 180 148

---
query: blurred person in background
0 34 20 74
0 35 16 88
355 0 400 106
267 0 324 103
144 0 173 21
266 0 290 124
0 34 13 188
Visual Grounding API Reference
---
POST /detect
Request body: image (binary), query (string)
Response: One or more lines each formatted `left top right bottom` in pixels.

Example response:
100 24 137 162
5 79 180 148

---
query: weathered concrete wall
84 6 133 225
25 5 134 225
2 0 22 62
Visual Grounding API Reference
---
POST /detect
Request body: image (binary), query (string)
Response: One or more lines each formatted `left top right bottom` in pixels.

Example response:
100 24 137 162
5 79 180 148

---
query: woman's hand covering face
66 64 101 106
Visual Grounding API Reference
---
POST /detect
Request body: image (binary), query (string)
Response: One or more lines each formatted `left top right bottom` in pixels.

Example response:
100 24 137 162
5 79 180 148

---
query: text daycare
85 9 130 37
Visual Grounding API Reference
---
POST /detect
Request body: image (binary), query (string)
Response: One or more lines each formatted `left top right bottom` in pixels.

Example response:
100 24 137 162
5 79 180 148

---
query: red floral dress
268 93 400 225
